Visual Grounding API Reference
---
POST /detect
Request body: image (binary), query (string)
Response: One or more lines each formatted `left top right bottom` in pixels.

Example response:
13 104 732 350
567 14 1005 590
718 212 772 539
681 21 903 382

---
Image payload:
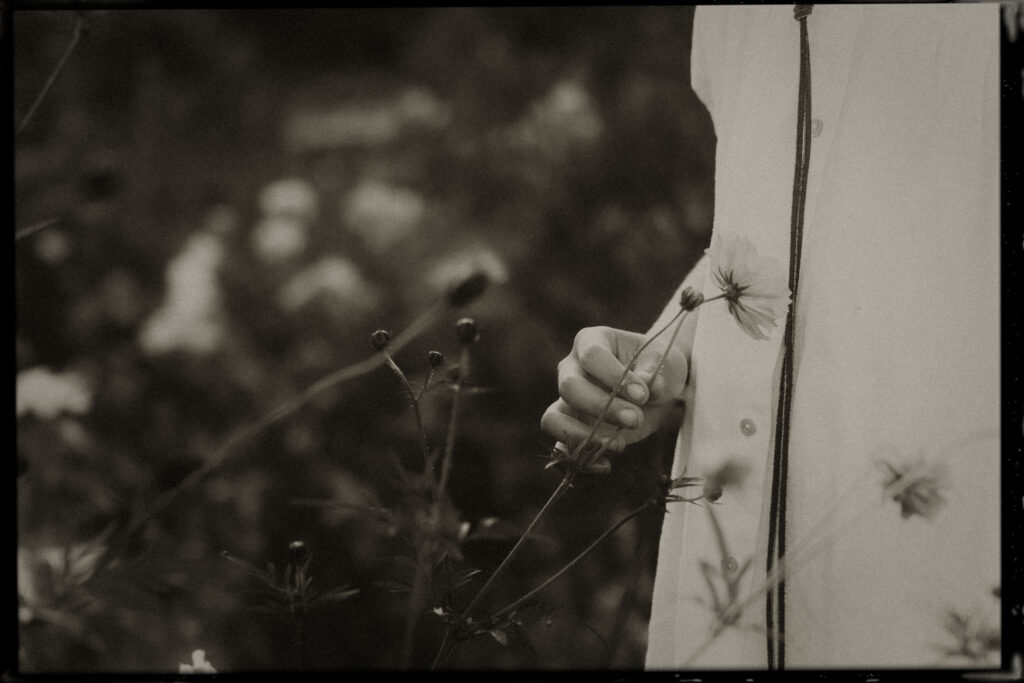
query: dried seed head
369 329 391 352
446 271 490 307
678 286 704 312
455 318 479 344
427 350 444 368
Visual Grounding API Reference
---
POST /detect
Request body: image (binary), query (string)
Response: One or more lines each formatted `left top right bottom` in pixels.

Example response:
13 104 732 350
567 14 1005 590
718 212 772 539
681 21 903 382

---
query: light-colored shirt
645 4 1000 669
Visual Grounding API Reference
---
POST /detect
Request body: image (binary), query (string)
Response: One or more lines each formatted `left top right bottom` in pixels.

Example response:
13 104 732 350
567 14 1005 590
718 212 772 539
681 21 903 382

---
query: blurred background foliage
14 7 715 672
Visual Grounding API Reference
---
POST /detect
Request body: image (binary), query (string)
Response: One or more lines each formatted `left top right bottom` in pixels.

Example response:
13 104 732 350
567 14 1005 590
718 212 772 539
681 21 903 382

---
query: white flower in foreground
179 649 217 674
16 367 92 419
705 232 791 341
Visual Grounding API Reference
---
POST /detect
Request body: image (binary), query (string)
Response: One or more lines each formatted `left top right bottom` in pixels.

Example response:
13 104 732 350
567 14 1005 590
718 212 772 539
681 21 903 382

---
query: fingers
541 399 627 453
633 344 688 405
572 327 651 404
557 356 645 430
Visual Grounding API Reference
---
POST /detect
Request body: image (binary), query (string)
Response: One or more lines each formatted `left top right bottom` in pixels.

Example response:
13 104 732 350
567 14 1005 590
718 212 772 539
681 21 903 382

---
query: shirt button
740 418 757 436
811 118 823 137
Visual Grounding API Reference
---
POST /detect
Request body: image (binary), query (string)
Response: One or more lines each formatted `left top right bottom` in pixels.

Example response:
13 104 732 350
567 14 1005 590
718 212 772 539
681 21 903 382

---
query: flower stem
96 299 447 571
398 543 429 668
489 500 654 622
383 351 431 473
17 14 84 136
461 476 571 619
436 345 469 499
430 628 452 670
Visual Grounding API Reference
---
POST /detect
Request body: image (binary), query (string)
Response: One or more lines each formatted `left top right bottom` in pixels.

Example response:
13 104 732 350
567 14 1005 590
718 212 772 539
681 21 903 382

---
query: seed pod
289 540 308 566
369 329 391 352
455 318 479 344
427 350 444 368
678 286 705 312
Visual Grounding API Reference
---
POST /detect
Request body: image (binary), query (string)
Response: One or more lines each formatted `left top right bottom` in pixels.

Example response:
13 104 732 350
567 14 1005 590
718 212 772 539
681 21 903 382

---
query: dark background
14 7 715 672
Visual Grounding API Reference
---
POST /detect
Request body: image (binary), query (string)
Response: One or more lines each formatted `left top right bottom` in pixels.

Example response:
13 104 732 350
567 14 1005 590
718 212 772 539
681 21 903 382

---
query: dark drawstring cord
766 4 813 670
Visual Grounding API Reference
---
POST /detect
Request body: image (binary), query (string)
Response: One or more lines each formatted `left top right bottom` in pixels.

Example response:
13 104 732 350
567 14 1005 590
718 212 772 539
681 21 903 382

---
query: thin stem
96 300 447 569
398 543 429 668
490 500 654 622
430 629 452 671
15 217 61 242
461 476 571 619
436 345 469 498
383 351 431 473
17 15 84 136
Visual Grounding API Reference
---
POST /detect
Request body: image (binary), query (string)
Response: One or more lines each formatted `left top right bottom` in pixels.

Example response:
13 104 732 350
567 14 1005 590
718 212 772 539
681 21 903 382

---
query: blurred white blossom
17 367 92 419
425 244 508 295
179 649 217 674
508 79 603 154
284 86 450 151
138 232 226 355
278 255 381 313
258 178 319 222
250 215 308 265
34 229 71 265
342 180 424 253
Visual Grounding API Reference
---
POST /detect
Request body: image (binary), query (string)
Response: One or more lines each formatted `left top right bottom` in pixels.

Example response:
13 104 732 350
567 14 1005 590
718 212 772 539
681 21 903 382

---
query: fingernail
627 383 647 403
618 409 639 428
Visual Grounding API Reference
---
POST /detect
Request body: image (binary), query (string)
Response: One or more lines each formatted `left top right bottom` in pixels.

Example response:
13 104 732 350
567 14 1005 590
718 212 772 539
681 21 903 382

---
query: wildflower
427 351 445 368
705 233 791 341
16 367 93 420
678 286 704 312
455 318 479 345
878 456 951 521
370 329 391 352
342 180 424 253
179 649 217 674
258 178 318 223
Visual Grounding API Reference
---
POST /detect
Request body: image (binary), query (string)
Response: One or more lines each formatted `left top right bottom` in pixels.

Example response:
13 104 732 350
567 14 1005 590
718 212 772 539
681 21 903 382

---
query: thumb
634 348 687 404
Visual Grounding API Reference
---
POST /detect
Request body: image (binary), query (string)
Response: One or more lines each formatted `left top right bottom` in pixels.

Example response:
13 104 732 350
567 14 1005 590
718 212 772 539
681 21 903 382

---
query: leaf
221 551 277 588
489 629 509 647
450 568 482 590
315 585 360 603
373 580 412 594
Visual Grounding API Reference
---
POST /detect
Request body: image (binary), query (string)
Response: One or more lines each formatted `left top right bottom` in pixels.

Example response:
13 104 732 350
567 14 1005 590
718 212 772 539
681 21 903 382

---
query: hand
540 325 691 454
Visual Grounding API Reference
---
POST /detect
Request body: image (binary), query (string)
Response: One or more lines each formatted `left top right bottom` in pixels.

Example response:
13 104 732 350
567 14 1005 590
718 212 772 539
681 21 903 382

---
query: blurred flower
878 456 951 521
34 229 71 265
370 329 392 352
179 649 217 674
139 232 226 355
455 318 479 345
425 244 508 296
277 256 380 313
283 87 450 151
342 180 424 253
508 79 603 156
16 366 92 419
706 233 791 341
258 178 319 223
938 607 1000 664
396 86 452 128
250 215 308 265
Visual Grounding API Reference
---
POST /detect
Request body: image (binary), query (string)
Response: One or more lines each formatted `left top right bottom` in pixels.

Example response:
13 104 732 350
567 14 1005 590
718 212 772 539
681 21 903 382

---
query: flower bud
678 286 704 312
455 318 479 344
427 350 444 368
446 271 490 307
289 540 308 566
369 329 391 352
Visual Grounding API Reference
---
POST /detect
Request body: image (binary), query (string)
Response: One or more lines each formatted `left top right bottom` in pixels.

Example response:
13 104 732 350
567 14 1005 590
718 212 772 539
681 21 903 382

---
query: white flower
342 180 424 253
179 649 217 674
277 256 380 313
424 244 508 295
16 367 92 419
397 86 451 128
258 178 318 223
250 215 308 265
705 233 791 341
139 232 226 355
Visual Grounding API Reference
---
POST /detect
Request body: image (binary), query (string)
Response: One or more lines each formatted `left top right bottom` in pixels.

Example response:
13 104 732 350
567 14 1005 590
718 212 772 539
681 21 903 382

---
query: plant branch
17 14 85 136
